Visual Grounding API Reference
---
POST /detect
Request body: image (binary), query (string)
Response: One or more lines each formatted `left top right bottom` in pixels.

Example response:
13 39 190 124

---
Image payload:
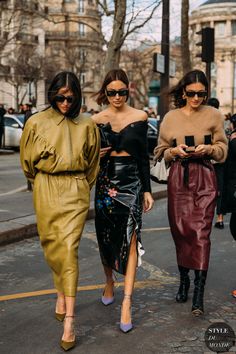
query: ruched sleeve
85 123 101 189
20 122 62 183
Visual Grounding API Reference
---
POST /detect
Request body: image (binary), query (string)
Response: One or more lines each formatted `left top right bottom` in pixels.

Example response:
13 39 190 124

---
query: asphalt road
0 197 236 354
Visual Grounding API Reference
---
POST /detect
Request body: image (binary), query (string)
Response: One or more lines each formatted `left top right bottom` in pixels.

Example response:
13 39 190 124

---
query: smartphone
184 146 195 153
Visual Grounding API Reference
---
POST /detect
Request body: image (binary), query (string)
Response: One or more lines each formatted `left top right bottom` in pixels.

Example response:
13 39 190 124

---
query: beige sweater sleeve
153 113 173 163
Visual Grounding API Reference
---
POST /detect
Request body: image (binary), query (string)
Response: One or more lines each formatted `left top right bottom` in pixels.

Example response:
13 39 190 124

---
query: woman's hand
100 146 111 158
143 192 154 213
170 144 189 158
194 144 213 156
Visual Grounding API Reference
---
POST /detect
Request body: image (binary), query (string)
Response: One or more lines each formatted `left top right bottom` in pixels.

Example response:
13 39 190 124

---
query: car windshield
14 114 25 124
148 118 157 128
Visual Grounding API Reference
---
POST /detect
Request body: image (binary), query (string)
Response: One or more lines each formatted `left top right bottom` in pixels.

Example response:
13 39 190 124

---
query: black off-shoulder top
98 120 151 192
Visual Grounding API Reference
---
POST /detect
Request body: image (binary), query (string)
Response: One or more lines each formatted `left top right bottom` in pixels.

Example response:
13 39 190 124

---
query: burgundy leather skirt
168 159 217 271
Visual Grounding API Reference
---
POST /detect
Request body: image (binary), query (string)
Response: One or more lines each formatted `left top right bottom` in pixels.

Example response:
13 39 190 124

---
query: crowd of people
18 68 236 351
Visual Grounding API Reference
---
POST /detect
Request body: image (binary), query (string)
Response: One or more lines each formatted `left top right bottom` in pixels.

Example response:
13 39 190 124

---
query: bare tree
181 0 191 74
96 1 161 72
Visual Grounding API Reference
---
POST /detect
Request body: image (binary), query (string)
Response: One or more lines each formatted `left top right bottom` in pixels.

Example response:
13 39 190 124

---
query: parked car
147 117 158 154
2 114 24 149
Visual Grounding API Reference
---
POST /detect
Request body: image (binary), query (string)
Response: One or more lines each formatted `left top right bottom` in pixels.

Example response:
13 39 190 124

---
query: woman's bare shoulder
129 107 148 121
91 110 109 124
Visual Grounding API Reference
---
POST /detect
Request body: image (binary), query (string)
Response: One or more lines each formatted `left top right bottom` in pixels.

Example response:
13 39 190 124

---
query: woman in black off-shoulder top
92 69 154 333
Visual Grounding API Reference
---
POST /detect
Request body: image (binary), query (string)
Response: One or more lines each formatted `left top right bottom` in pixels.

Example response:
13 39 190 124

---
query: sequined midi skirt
95 156 144 275
168 159 217 271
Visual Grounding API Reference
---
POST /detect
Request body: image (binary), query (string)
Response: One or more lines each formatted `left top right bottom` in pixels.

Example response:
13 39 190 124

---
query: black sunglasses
185 91 207 98
55 95 74 103
106 89 129 97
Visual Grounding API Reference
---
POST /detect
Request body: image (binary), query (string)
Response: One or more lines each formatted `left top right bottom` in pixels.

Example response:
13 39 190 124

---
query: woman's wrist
207 145 213 155
169 147 176 157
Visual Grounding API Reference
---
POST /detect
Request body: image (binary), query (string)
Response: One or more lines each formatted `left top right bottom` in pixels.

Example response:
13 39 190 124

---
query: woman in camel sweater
154 69 228 316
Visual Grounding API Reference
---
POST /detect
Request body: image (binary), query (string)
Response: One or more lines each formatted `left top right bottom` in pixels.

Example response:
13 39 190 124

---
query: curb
0 189 167 247
0 149 14 155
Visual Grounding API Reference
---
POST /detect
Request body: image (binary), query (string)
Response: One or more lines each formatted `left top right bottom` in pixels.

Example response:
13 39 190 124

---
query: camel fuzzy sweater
154 105 228 163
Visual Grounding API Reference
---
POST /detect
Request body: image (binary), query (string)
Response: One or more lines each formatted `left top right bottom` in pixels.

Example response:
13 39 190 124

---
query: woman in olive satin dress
20 71 100 351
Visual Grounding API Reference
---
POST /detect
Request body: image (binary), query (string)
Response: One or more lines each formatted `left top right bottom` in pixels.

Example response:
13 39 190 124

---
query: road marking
0 185 26 197
142 227 170 232
0 279 174 302
0 228 177 302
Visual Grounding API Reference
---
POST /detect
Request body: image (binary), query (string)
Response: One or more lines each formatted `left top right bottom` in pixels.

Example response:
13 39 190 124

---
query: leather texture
95 156 143 275
20 107 100 296
168 159 217 270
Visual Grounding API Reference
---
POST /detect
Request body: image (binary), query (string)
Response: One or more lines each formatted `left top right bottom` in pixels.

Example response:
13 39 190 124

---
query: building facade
0 0 103 111
190 0 236 114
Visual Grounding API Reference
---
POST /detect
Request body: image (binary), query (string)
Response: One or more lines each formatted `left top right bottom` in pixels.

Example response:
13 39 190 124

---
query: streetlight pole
159 0 170 121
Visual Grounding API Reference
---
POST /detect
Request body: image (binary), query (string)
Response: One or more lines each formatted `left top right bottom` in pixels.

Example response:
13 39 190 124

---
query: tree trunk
181 0 191 74
104 0 126 73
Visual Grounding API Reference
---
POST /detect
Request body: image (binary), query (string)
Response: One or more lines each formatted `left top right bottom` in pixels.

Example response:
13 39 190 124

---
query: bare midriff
110 150 131 157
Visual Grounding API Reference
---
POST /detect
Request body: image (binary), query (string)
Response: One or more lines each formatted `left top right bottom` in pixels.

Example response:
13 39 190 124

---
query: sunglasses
55 95 74 103
106 89 129 97
185 91 207 98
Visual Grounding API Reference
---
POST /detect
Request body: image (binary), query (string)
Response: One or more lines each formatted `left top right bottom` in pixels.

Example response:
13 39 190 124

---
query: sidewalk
0 174 167 246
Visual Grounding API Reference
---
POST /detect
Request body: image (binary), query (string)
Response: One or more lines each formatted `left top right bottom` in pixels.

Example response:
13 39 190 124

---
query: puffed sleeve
85 123 101 189
211 111 228 162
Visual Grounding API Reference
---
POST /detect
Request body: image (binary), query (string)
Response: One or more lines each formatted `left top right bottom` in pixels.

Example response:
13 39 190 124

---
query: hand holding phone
184 146 195 153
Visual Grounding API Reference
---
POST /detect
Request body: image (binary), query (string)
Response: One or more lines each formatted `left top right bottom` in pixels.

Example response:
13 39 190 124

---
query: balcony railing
45 31 101 42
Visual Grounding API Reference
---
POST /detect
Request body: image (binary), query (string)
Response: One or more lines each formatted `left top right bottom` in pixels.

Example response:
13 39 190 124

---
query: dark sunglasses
185 91 207 98
106 89 129 97
55 95 74 103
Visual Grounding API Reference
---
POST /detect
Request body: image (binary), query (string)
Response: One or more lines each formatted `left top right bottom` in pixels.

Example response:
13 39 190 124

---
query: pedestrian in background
222 114 236 236
92 69 154 333
0 104 6 148
154 69 227 316
20 71 100 351
207 97 226 229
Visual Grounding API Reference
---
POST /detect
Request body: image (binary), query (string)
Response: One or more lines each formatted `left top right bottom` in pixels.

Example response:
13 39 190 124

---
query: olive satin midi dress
20 108 100 296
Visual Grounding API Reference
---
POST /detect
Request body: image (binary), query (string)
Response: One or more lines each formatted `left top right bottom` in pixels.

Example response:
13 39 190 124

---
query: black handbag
97 123 112 148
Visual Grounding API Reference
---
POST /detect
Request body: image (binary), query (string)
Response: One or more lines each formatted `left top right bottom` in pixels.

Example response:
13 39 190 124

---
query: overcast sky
102 0 206 47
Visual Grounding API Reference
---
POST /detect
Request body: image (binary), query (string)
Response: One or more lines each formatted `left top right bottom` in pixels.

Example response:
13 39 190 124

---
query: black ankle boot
191 270 207 316
176 266 190 303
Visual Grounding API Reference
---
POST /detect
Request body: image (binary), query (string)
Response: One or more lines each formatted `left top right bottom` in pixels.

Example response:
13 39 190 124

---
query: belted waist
179 157 212 185
39 170 86 179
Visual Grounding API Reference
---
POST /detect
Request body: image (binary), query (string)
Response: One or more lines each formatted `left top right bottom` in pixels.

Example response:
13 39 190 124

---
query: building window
215 21 225 37
232 21 236 36
78 0 84 13
79 23 85 36
80 72 86 85
79 49 86 62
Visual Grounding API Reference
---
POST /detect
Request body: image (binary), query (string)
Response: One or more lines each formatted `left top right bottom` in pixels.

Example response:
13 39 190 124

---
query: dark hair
169 69 208 108
207 97 220 109
95 69 129 106
48 71 82 118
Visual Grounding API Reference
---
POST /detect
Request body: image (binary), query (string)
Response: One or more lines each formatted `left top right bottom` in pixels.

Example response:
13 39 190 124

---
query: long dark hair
94 69 129 106
170 69 208 108
48 71 82 118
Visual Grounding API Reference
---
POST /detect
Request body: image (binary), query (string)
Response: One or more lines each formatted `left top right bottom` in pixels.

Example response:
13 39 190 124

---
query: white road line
0 185 26 197
142 227 170 232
